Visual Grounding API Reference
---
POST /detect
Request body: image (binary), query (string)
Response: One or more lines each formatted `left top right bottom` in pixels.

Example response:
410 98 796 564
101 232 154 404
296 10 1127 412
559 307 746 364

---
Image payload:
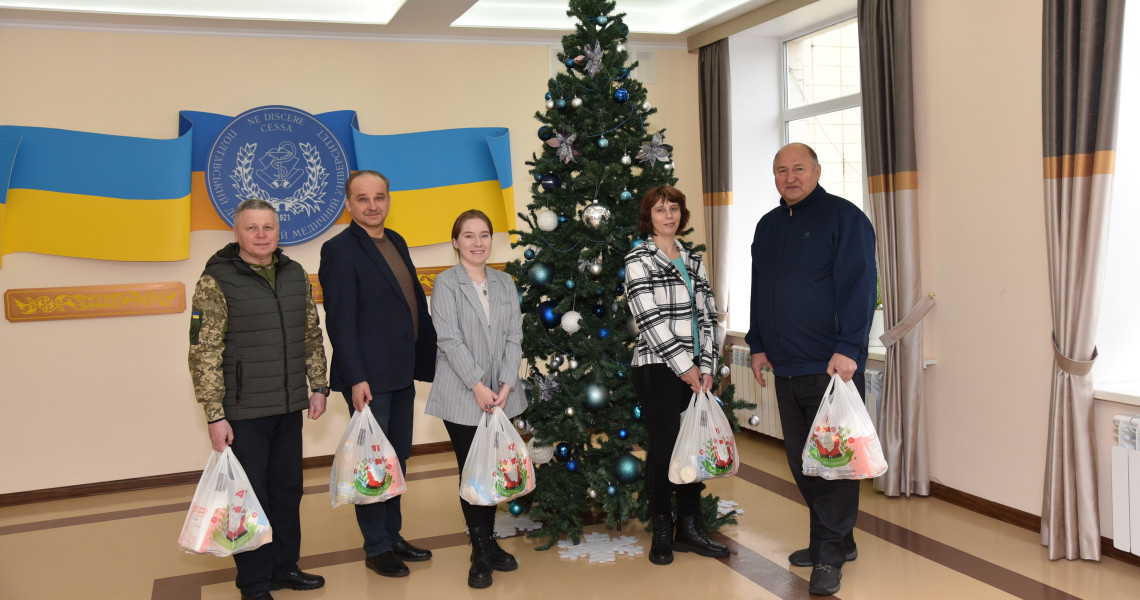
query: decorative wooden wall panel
5 282 186 322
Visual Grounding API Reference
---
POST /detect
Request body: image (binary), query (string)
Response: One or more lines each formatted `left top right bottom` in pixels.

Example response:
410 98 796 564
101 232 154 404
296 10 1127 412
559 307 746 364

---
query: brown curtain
1041 0 1124 562
858 0 932 498
698 39 732 337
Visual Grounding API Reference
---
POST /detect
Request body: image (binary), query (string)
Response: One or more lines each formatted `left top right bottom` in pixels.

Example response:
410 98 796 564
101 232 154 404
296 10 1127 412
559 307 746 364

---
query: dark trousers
775 372 865 567
345 384 416 556
228 411 304 594
443 419 498 529
631 363 704 517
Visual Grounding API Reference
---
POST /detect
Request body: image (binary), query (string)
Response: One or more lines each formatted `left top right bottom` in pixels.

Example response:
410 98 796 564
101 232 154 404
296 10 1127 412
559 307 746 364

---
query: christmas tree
506 0 751 550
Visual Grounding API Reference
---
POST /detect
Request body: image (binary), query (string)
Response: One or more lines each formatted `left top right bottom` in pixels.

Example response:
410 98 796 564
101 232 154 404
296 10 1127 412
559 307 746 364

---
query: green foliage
508 0 753 549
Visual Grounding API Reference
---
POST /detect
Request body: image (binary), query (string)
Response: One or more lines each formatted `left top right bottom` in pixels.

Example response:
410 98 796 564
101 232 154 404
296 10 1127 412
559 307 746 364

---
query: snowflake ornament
493 513 544 538
717 499 743 517
636 133 672 167
557 532 644 563
524 372 561 402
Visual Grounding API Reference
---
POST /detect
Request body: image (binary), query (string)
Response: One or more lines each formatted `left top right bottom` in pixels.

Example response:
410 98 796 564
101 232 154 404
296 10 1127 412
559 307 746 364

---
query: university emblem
206 106 349 245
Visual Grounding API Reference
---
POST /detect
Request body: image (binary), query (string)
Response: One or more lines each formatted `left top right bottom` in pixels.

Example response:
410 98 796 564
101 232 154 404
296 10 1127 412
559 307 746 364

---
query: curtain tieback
1051 335 1097 376
880 293 936 348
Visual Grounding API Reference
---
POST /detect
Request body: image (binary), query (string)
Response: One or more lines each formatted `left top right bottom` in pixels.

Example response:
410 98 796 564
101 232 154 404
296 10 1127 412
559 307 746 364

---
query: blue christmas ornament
618 428 629 440
616 370 625 379
632 405 642 420
565 279 576 290
606 484 618 497
556 442 571 460
597 137 609 149
584 382 609 411
566 459 579 472
598 327 610 339
619 190 632 201
533 172 543 181
714 395 724 408
620 23 629 39
614 283 625 296
616 68 630 80
537 300 561 329
593 304 606 318
538 126 554 141
564 57 576 68
559 215 568 223
545 92 552 100
597 15 608 25
524 248 535 260
540 173 562 191
528 261 552 287
630 238 644 249
617 266 626 279
614 454 643 483
613 88 630 103
556 98 566 109
509 500 524 516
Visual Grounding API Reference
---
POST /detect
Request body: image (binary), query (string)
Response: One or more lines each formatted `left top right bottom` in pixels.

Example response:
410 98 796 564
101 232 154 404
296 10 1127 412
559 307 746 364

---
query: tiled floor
2 433 1137 599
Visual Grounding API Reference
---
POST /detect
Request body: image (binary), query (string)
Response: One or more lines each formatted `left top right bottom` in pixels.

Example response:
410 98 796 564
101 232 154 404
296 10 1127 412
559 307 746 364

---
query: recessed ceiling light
452 0 760 35
0 0 408 25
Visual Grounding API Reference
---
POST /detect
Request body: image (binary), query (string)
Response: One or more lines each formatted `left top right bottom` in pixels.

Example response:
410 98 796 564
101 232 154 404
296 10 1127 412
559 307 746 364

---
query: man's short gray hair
233 198 278 225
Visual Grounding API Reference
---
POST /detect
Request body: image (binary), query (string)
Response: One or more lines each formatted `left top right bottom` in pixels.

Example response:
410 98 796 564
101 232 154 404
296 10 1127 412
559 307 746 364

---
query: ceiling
0 0 778 45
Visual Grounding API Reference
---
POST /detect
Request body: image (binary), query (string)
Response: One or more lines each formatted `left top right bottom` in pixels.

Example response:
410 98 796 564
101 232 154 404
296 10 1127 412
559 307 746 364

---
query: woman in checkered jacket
623 185 728 566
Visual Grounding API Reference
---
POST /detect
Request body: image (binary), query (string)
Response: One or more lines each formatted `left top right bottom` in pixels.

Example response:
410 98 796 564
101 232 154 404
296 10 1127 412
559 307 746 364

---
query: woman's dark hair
451 209 494 240
638 185 690 235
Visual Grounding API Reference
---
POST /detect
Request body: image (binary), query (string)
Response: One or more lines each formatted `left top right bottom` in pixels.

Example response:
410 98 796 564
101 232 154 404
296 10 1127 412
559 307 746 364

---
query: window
1094 6 1140 399
725 11 862 334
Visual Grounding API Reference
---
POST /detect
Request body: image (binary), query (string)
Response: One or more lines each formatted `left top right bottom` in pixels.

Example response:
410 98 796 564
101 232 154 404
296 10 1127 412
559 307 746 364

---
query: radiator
1111 415 1140 553
728 344 884 442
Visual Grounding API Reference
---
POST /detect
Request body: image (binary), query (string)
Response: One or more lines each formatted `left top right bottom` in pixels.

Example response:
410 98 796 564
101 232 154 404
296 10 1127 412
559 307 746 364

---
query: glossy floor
1 433 1137 600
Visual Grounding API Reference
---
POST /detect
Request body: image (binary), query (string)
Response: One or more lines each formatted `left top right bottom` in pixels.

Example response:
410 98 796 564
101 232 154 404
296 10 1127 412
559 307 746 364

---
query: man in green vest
188 198 331 600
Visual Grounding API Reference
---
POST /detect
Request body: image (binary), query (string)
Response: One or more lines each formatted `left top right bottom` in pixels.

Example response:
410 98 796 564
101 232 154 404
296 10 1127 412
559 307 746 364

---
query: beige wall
0 28 703 494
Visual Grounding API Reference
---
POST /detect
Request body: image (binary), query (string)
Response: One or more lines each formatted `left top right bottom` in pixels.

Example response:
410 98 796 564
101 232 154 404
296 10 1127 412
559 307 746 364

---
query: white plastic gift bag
801 374 888 480
459 407 536 506
177 447 272 557
669 390 740 484
330 408 407 508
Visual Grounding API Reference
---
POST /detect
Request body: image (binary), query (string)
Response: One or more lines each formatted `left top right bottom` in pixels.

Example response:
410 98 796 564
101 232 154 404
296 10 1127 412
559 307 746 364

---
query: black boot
488 536 518 571
649 514 674 565
468 525 494 588
673 515 729 558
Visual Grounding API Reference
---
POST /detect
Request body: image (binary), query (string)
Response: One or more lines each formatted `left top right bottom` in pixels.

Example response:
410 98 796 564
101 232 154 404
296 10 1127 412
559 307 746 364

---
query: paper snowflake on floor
557 532 644 563
717 499 742 518
493 513 544 538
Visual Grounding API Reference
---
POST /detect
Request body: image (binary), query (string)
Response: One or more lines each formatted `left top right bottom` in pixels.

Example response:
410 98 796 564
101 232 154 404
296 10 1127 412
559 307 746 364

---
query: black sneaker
809 564 842 595
788 547 858 567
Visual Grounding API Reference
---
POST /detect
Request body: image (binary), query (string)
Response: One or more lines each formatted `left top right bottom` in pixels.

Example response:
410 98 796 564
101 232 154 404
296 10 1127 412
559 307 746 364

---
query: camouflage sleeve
302 269 329 390
188 275 228 422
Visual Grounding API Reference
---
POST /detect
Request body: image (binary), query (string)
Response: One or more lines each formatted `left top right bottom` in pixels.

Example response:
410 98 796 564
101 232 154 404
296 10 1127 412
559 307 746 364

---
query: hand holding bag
801 374 888 480
669 390 740 484
459 407 536 506
330 408 407 507
177 447 272 557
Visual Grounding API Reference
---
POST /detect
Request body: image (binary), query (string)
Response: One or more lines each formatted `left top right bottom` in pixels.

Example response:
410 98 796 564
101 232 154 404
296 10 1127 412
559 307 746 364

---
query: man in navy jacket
319 170 437 579
746 143 876 596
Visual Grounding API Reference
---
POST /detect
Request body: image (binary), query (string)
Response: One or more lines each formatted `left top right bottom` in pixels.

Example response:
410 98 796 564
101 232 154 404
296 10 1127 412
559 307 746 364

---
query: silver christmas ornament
616 43 625 54
514 418 529 433
749 415 761 427
588 262 603 276
620 154 632 166
571 96 583 108
662 161 674 173
582 203 611 230
588 488 597 499
536 208 559 232
642 100 652 111
566 406 576 417
719 365 731 377
549 354 565 369
545 99 555 110
568 358 580 370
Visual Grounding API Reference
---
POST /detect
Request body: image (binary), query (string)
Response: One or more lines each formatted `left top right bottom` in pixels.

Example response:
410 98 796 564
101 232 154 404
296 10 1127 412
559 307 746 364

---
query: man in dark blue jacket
746 143 876 596
319 170 437 579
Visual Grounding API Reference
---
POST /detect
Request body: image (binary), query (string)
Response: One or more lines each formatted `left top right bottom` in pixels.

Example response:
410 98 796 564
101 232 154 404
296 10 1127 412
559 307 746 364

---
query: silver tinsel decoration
582 41 604 77
636 132 672 167
525 372 561 402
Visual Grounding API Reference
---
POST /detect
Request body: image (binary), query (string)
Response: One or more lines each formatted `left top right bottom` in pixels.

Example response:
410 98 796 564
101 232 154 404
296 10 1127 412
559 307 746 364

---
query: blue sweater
745 185 877 377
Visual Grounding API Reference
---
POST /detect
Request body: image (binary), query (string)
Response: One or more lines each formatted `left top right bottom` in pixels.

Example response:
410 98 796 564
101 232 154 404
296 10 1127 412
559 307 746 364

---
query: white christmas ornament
536 208 559 232
561 310 582 333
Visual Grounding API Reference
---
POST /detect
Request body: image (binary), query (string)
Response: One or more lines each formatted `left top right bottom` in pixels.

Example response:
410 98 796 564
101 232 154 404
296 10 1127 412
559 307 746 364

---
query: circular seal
206 105 349 245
